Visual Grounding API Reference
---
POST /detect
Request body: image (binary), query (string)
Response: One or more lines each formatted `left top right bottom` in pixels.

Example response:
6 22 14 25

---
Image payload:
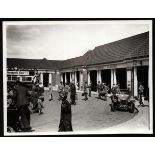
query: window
8 75 11 81
12 76 17 81
27 77 32 81
29 70 35 76
22 76 32 82
22 77 27 81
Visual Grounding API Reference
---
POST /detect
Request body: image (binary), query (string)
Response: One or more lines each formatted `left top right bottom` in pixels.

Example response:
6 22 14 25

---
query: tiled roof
84 31 149 66
7 58 62 70
7 31 149 70
60 56 84 69
59 31 149 69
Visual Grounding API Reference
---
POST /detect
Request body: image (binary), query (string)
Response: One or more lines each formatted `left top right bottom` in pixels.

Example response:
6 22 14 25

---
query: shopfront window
22 76 32 82
12 76 17 81
8 75 11 81
27 77 32 81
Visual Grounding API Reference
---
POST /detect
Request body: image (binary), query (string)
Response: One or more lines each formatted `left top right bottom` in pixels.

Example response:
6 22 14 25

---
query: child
49 83 53 101
38 97 43 115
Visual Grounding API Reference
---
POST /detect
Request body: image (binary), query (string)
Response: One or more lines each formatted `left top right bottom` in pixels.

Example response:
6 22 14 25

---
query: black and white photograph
3 20 153 135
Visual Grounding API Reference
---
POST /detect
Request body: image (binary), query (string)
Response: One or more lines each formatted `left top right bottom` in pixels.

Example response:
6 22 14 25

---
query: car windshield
120 89 129 95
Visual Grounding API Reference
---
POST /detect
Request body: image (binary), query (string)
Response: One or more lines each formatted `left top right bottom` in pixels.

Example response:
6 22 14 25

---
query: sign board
7 71 29 75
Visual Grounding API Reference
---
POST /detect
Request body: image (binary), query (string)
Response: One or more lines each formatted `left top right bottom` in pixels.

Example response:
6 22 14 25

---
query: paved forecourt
30 90 149 133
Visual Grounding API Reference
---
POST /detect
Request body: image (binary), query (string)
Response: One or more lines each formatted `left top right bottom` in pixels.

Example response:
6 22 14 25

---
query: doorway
101 69 111 88
90 70 97 91
116 68 127 89
43 73 49 87
63 73 65 85
66 72 70 85
137 66 148 97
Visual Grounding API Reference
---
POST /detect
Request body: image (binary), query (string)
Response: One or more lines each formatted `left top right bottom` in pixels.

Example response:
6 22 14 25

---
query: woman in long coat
58 92 73 132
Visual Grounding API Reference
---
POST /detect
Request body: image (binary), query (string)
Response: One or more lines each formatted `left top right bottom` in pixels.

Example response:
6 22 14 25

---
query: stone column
72 72 75 81
113 69 117 85
40 72 43 84
65 73 67 84
49 73 52 86
127 68 132 90
80 71 83 90
70 72 72 82
75 71 77 85
111 69 114 88
134 67 138 97
88 71 90 84
60 73 63 82
56 71 60 89
97 70 101 83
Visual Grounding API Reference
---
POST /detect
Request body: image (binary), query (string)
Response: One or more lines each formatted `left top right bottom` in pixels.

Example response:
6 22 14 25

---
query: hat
36 83 39 86
59 91 67 100
16 80 21 85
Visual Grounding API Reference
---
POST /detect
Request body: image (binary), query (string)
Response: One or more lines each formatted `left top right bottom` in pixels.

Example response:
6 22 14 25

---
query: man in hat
88 81 92 97
69 81 76 105
138 82 144 106
14 80 32 131
97 81 101 99
48 83 53 101
64 82 70 97
58 81 64 100
82 81 88 101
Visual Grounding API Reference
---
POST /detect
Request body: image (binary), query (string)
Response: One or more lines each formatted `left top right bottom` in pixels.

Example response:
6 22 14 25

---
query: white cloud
6 22 149 60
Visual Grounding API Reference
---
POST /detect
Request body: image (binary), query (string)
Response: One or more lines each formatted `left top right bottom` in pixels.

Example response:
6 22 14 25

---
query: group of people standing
82 81 110 101
7 81 45 132
58 81 77 105
7 77 146 133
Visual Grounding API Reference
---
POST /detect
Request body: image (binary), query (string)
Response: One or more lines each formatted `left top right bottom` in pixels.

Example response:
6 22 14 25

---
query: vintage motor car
110 90 136 113
7 106 21 132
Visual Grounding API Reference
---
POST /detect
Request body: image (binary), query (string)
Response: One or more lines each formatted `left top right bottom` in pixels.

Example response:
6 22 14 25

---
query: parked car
110 89 136 113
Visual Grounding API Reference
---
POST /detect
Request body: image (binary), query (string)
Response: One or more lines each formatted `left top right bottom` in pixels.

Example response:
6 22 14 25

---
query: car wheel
129 102 135 113
7 126 16 133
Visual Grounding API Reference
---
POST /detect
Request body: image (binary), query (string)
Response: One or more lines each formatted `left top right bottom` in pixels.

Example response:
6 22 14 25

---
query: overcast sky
6 21 150 60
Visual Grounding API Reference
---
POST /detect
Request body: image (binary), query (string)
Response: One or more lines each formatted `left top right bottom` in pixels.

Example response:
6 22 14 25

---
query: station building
7 58 62 90
7 31 149 97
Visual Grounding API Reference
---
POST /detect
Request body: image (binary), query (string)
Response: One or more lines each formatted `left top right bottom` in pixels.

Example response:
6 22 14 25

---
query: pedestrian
14 80 32 132
138 82 144 106
116 83 120 94
110 84 117 104
31 86 39 113
75 82 79 90
58 91 73 132
83 81 88 101
38 97 43 115
97 81 101 99
58 81 64 100
64 82 70 97
38 82 44 108
88 81 92 97
101 83 107 101
48 83 53 101
69 81 76 105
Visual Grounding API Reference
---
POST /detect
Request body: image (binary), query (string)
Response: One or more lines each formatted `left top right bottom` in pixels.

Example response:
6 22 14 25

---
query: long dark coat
58 100 73 132
31 91 38 110
69 83 76 95
14 85 29 107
